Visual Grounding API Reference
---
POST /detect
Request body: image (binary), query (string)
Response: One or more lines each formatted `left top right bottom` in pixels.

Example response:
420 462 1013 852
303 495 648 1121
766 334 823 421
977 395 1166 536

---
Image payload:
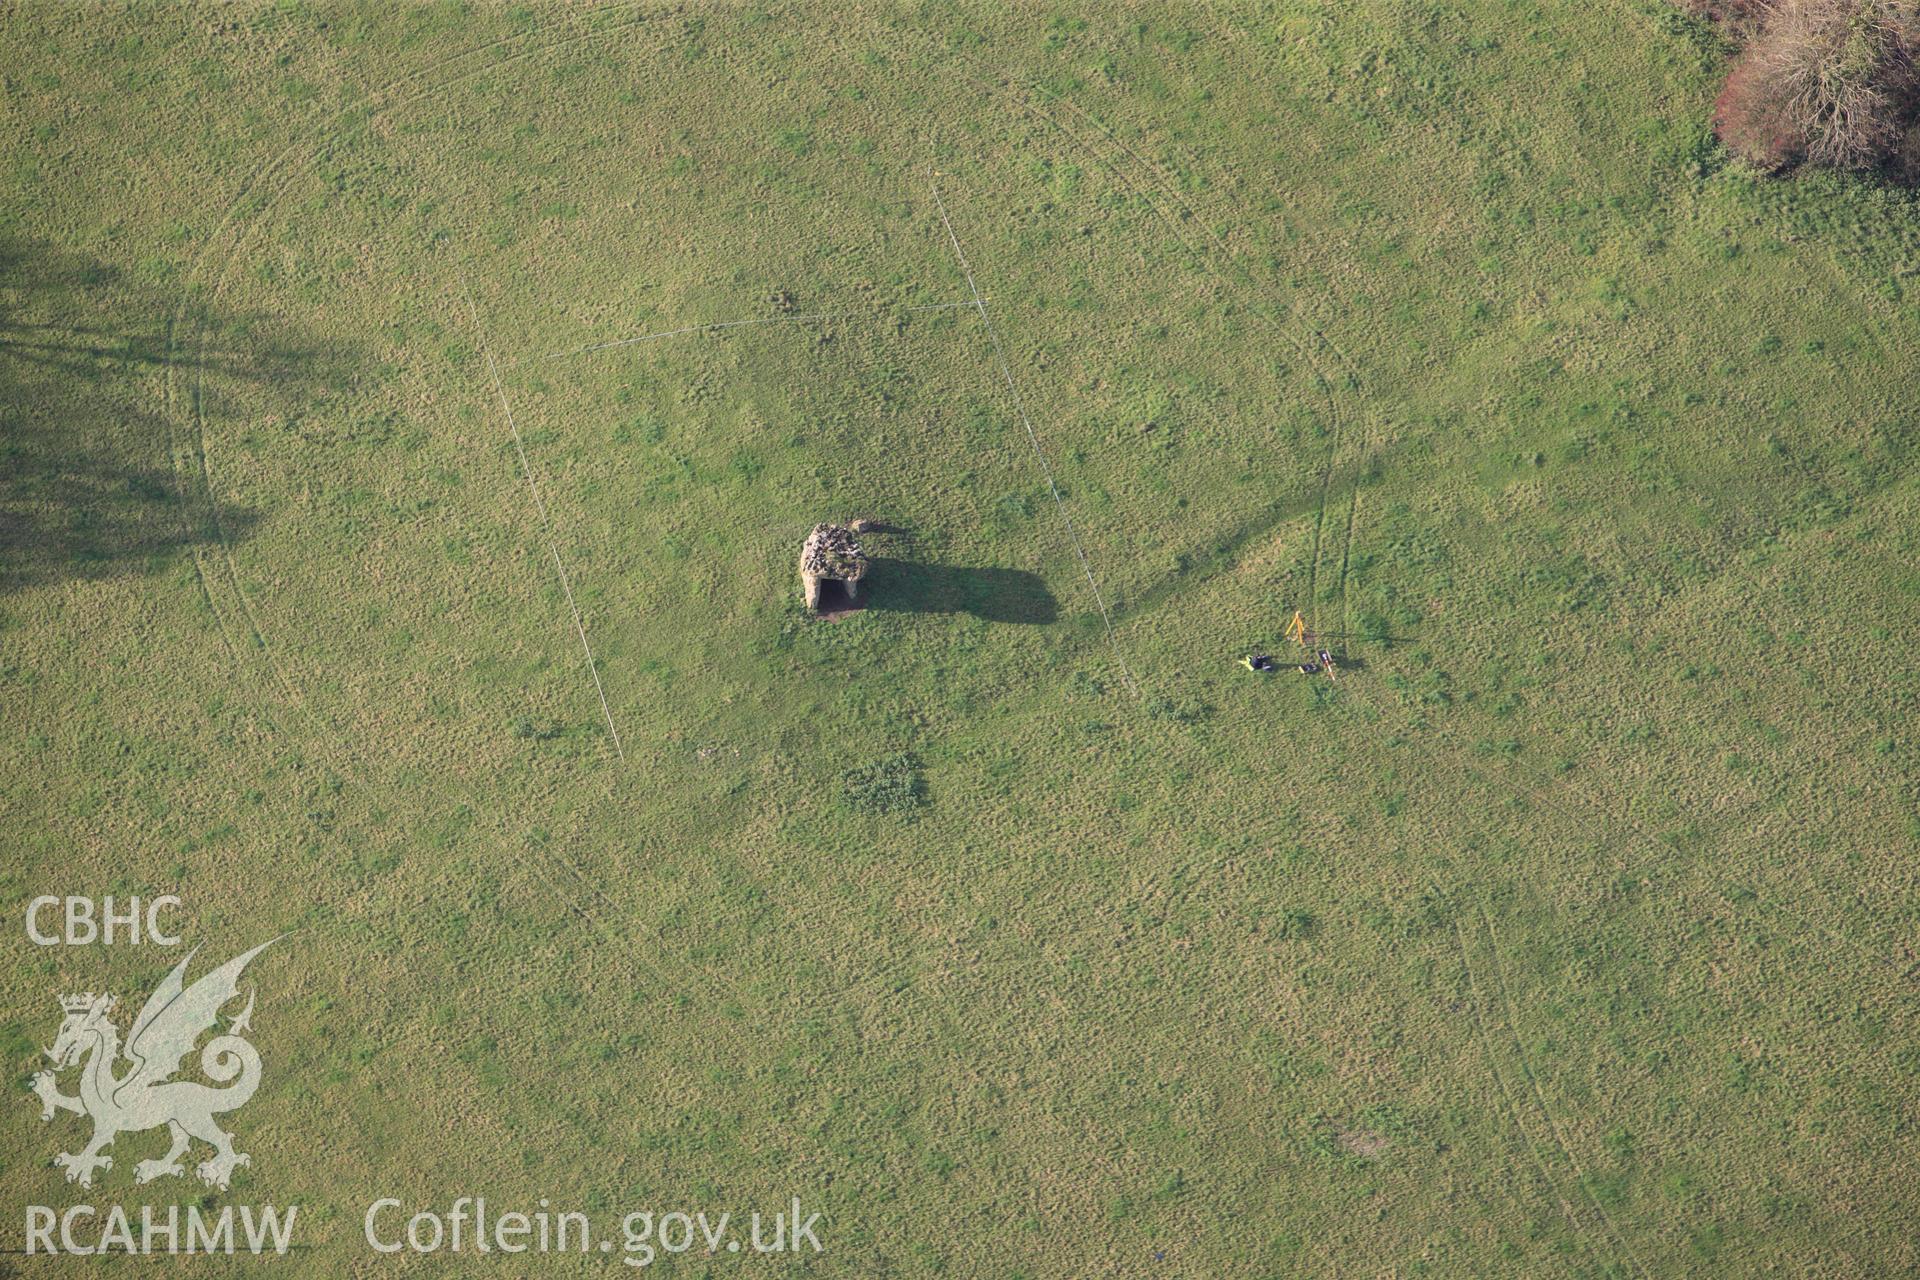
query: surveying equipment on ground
1285 610 1310 650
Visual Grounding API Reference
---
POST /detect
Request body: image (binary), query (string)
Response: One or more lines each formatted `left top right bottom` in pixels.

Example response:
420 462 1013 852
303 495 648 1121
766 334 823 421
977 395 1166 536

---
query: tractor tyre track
162 5 771 1020
1454 919 1597 1274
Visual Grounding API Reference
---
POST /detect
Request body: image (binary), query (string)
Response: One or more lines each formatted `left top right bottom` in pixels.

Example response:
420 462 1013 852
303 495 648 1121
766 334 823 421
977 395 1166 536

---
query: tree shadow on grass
862 557 1058 624
0 238 354 594
1115 436 1425 624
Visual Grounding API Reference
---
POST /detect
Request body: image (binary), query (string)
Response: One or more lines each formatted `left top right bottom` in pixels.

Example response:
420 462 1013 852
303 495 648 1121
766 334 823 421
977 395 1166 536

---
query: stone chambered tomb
798 522 869 612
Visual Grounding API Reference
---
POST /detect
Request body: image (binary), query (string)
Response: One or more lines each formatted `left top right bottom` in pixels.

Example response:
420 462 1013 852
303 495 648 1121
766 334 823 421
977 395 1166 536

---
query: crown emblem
58 992 111 1014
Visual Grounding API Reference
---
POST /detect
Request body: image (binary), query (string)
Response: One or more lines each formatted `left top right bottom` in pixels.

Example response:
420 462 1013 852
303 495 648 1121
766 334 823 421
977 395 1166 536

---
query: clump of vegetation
1684 0 1771 31
511 715 569 741
1699 0 1920 175
840 753 925 817
1272 908 1317 940
1145 695 1213 725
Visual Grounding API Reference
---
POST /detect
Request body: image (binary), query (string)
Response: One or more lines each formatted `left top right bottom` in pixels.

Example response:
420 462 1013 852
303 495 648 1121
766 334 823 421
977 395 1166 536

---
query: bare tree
1745 0 1920 169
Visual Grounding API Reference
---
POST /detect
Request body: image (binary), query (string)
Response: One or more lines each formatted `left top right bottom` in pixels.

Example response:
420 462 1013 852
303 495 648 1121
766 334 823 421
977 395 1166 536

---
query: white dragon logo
30 939 277 1191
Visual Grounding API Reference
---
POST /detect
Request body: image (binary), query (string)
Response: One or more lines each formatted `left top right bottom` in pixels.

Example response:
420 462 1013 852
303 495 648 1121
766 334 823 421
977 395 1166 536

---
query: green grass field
4 2 1919 1274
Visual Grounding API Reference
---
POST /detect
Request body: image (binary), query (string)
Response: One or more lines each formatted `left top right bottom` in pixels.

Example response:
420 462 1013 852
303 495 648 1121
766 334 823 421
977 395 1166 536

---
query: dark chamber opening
815 578 862 616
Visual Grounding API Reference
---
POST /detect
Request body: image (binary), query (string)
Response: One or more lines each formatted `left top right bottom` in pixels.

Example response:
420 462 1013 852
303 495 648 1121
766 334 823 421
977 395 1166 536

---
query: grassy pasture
2 2 1918 1275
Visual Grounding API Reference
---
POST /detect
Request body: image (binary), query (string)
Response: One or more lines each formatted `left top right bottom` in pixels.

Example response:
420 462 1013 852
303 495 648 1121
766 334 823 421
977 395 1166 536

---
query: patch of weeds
1146 695 1213 725
840 753 925 817
1272 909 1316 940
512 716 569 742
